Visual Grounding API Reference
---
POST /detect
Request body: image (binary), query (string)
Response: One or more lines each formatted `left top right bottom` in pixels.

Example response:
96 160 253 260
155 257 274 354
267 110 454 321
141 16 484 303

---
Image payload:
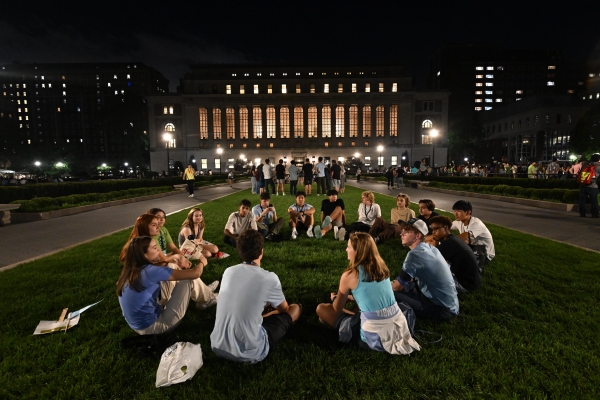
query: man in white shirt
223 199 258 247
451 200 495 272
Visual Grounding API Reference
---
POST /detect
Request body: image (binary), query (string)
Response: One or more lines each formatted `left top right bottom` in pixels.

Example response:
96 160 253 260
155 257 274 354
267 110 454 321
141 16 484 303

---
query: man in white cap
391 218 459 321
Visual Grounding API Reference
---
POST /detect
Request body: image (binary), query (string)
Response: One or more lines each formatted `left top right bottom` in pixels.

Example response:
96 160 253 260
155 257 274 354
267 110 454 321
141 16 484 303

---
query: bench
0 204 21 226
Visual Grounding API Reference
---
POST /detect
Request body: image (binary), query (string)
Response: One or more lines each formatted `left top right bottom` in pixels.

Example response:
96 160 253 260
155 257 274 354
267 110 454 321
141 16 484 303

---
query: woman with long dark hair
316 232 420 354
179 207 222 258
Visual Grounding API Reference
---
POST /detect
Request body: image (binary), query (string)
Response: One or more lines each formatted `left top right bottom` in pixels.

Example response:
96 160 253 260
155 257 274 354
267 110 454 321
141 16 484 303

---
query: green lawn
1 186 599 399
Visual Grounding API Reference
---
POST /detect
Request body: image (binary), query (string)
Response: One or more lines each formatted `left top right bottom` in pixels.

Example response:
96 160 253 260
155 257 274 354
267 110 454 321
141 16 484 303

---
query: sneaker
313 226 322 239
338 227 346 241
334 226 339 240
208 280 220 292
307 227 314 238
197 293 218 309
291 230 298 240
321 216 332 230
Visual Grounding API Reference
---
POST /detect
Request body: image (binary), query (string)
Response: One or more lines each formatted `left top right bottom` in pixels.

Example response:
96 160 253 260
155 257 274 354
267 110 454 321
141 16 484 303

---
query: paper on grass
34 316 80 335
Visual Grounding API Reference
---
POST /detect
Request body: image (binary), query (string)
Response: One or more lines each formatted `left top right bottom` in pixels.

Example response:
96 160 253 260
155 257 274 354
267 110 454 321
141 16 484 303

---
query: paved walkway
1 179 598 271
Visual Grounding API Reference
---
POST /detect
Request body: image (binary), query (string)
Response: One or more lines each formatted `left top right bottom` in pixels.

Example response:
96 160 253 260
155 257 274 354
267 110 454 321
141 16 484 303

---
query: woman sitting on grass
147 208 184 258
316 232 420 355
179 207 222 258
117 236 217 335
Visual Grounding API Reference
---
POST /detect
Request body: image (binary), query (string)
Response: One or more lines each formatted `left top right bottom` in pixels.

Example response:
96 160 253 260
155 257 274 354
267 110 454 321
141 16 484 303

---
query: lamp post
430 129 439 174
377 145 384 168
163 133 172 176
217 148 223 174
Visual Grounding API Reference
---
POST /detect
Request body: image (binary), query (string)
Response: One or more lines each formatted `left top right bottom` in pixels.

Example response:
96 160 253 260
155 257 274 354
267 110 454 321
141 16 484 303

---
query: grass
0 186 599 399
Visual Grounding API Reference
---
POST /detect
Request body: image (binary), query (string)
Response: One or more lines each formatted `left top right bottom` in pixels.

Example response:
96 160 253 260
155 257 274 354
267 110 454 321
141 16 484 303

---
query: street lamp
430 129 439 172
163 133 172 176
217 148 223 174
377 145 384 167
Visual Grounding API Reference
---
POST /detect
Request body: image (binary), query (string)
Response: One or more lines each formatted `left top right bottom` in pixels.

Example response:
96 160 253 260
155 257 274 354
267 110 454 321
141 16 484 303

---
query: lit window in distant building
296 84 301 94
280 106 290 138
485 83 493 87
389 105 398 137
294 106 304 138
324 84 329 93
352 83 357 93
322 105 331 138
310 84 315 93
282 84 287 94
268 84 273 94
267 106 276 138
240 85 245 94
363 105 371 137
338 84 343 93
239 107 248 139
476 66 484 70
226 85 231 94
365 83 370 93
253 106 262 139
476 75 483 79
254 84 259 94
378 83 384 92
476 83 483 87
199 108 208 139
548 66 556 70
376 105 384 137
392 83 397 92
547 81 555 86
226 108 235 139
335 105 344 137
213 108 222 139
308 106 318 138
349 105 358 138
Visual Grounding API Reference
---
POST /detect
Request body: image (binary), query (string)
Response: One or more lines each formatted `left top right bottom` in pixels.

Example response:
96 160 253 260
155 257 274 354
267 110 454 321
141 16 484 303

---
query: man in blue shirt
392 218 459 320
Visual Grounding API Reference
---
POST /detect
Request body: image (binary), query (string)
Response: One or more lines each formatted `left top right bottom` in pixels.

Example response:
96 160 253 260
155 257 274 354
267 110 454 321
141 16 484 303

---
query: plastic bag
155 342 203 388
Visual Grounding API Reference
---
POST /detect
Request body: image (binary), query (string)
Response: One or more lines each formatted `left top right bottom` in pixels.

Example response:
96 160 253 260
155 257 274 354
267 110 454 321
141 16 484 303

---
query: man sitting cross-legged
252 192 285 240
451 200 495 272
313 189 346 239
288 191 316 239
210 230 302 363
392 218 459 321
429 215 481 293
223 199 258 247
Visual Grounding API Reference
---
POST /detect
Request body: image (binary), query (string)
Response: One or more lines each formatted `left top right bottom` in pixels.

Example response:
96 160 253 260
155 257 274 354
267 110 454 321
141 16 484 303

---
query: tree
570 104 600 158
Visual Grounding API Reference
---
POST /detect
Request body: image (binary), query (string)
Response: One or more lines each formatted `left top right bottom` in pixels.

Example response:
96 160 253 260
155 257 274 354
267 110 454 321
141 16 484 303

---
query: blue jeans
579 185 599 217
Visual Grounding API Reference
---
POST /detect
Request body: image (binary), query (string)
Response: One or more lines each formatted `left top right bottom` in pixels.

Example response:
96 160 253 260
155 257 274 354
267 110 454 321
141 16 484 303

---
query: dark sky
2 1 599 91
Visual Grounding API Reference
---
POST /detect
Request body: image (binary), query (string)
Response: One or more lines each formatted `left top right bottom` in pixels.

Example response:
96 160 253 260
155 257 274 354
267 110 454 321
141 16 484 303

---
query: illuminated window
376 105 384 137
338 84 343 93
324 84 329 93
308 106 318 138
363 106 371 137
422 119 433 128
352 83 357 93
253 106 262 139
213 108 222 139
365 83 370 93
296 84 301 94
268 84 273 94
226 85 231 94
239 107 248 139
280 106 290 138
226 108 235 139
475 91 482 95
485 83 493 87
389 105 398 137
266 106 276 138
349 105 358 138
336 105 344 137
282 84 287 94
547 81 555 86
254 84 259 94
310 84 315 93
378 83 384 92
199 108 208 139
240 85 245 94
476 75 483 79
322 105 331 138
294 106 304 138
476 83 483 87
548 66 556 70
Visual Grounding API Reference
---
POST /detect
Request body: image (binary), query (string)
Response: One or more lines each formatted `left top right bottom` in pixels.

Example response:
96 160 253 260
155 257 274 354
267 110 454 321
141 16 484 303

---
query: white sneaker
208 280 219 292
307 227 314 237
197 293 218 309
292 230 298 240
338 227 346 241
334 226 339 240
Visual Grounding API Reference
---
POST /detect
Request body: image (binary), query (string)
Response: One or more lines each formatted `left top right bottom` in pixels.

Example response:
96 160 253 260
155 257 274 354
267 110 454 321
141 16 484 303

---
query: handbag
179 239 203 260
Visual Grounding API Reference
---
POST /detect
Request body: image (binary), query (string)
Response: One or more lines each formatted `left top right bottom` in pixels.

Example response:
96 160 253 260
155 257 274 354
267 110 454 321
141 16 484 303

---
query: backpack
577 163 597 185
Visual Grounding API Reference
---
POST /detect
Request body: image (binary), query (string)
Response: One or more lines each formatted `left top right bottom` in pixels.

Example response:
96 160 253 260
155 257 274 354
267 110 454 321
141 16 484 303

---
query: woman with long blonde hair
316 232 420 354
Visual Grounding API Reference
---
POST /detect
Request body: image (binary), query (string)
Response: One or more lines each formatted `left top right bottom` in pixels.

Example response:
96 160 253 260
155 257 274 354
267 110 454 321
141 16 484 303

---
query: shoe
321 216 332 230
313 226 322 239
213 251 224 259
338 227 346 241
197 293 218 309
307 228 314 238
334 226 339 240
208 280 219 292
292 230 298 240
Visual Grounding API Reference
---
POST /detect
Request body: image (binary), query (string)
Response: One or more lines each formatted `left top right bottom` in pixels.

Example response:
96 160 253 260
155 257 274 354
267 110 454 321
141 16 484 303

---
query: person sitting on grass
147 208 184 258
210 230 302 363
179 207 223 259
288 191 316 239
342 190 382 241
429 215 481 293
392 219 459 321
117 236 218 335
316 232 420 355
368 193 416 244
223 199 258 247
451 200 495 272
313 189 346 239
252 192 285 240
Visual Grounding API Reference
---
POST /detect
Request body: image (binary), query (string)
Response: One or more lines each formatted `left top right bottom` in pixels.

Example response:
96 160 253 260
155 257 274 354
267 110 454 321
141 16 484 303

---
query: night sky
2 1 600 90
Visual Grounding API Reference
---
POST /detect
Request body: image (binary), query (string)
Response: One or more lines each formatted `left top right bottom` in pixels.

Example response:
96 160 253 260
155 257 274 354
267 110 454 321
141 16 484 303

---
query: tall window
226 107 235 139
336 105 344 137
308 106 318 138
253 106 262 139
199 107 208 139
294 106 304 138
390 105 398 136
239 107 248 139
363 105 371 137
280 106 290 138
213 108 221 139
376 105 384 137
266 106 276 138
322 105 331 138
349 105 358 137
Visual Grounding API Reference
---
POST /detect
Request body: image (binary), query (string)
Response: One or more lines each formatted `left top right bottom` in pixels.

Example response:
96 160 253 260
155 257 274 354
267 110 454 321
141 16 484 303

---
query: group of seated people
116 191 495 362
